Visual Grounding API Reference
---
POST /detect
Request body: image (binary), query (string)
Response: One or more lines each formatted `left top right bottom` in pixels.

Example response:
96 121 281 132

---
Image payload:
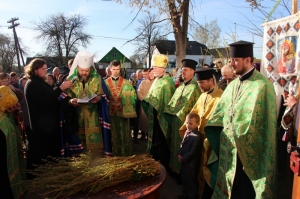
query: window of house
112 52 117 57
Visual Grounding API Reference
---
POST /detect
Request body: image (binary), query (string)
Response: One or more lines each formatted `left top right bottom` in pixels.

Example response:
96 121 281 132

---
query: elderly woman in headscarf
129 73 138 90
0 86 23 199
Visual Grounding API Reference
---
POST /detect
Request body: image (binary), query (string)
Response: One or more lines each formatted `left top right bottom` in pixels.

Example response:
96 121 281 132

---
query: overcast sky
0 0 295 63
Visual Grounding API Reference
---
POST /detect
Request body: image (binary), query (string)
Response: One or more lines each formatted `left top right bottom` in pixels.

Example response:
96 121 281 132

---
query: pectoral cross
83 90 88 99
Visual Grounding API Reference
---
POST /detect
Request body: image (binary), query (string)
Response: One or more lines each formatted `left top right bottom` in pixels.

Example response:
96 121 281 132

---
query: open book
77 94 98 104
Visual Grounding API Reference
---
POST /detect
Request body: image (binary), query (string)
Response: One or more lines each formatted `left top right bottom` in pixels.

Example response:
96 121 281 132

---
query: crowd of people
0 40 296 199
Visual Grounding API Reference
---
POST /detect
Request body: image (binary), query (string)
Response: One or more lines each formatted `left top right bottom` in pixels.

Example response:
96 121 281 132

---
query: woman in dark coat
24 58 72 178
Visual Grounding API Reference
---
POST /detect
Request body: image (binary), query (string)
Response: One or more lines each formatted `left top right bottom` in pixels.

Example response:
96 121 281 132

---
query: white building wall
123 62 131 68
146 47 213 68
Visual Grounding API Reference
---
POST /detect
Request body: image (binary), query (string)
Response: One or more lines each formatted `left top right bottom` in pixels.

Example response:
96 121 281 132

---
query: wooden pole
292 0 298 14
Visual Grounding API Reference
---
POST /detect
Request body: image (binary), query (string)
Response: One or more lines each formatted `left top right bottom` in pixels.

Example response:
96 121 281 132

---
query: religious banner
261 13 300 99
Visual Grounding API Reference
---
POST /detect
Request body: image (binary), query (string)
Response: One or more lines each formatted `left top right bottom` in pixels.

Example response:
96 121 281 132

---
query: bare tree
246 0 263 8
0 33 28 72
193 19 221 49
130 53 145 69
33 13 92 66
246 0 294 18
130 13 166 68
244 0 294 33
0 34 15 72
130 52 145 69
114 0 191 68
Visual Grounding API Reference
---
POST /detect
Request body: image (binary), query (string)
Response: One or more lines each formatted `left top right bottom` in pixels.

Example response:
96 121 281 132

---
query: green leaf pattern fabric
66 70 103 150
0 113 23 199
205 70 277 199
164 79 201 173
143 74 175 151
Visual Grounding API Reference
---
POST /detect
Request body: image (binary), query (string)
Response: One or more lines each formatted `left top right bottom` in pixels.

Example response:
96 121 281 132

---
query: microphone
71 76 78 83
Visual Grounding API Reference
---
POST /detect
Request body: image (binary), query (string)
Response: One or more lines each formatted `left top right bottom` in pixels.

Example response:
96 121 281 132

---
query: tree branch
122 18 169 46
122 0 146 31
188 15 209 32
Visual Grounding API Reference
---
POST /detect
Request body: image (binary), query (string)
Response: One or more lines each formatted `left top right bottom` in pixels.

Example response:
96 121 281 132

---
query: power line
1 25 131 41
91 35 130 41
0 24 32 29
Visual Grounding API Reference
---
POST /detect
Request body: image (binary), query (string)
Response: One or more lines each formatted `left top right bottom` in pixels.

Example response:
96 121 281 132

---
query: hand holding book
77 94 98 104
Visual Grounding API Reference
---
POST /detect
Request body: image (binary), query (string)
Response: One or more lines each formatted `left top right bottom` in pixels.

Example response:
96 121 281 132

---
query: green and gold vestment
164 78 201 173
205 70 277 199
67 68 103 150
143 74 175 152
0 113 23 199
105 77 136 156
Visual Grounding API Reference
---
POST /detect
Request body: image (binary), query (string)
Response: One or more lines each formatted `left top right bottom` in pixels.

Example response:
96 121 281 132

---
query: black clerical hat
229 40 254 58
195 68 213 80
182 59 197 70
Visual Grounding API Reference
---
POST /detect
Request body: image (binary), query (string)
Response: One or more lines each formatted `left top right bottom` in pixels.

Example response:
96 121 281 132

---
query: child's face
185 117 199 131
46 76 54 85
0 78 9 86
21 79 28 88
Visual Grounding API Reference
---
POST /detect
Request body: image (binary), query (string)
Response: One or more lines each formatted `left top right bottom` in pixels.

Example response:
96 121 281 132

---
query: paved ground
133 136 182 199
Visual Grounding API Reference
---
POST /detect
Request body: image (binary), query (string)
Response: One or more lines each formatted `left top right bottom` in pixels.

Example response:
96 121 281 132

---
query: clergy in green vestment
105 60 136 156
164 59 201 174
0 86 23 199
67 51 104 151
142 54 175 170
205 41 277 199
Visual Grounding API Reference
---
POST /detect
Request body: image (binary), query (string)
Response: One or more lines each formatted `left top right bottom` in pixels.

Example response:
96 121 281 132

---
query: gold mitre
0 86 17 112
153 54 168 68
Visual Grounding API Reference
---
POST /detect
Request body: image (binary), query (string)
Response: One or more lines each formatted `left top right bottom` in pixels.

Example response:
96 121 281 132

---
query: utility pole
292 0 298 14
7 17 25 72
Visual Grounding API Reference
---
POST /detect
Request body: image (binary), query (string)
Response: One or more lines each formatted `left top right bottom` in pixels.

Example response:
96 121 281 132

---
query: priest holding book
66 51 104 152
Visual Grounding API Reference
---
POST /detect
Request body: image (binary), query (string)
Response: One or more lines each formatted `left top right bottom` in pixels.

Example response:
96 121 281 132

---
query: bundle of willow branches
24 153 160 199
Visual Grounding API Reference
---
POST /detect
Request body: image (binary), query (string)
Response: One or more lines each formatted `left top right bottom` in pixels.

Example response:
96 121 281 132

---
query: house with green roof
98 47 131 69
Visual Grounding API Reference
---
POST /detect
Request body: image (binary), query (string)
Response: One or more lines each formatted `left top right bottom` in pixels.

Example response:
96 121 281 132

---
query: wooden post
292 0 298 14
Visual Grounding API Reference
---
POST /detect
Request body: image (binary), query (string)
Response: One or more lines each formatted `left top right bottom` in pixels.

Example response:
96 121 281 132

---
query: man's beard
78 74 91 83
234 65 247 76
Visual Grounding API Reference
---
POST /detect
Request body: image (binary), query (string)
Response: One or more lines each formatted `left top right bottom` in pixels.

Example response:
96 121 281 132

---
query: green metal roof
98 47 131 63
